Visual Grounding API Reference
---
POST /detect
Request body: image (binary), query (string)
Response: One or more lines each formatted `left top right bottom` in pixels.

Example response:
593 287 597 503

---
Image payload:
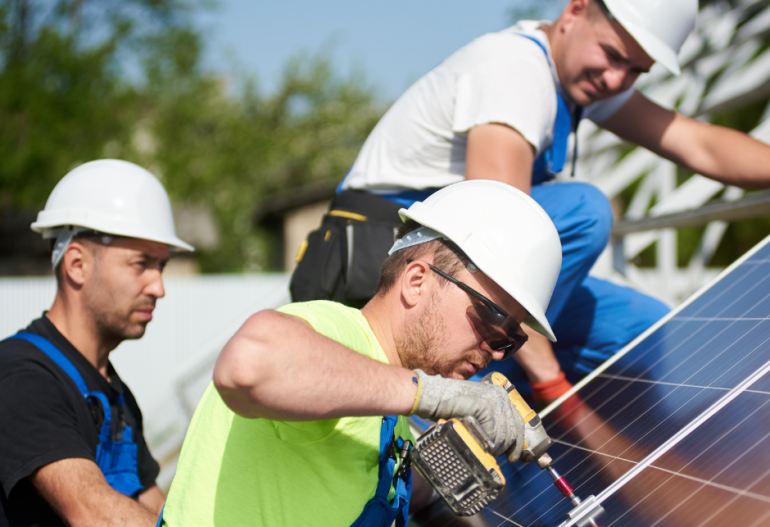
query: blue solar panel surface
414 236 770 527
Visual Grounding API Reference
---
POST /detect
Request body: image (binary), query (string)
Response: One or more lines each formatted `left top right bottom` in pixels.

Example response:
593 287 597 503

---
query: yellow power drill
410 371 581 516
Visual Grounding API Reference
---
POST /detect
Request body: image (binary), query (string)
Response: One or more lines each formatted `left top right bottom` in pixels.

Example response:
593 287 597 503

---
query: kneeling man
163 180 562 526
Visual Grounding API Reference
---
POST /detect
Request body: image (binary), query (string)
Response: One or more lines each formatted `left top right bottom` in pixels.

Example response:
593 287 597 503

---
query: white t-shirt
341 21 634 193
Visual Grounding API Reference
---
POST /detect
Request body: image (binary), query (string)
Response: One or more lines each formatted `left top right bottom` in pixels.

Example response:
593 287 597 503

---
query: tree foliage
3 0 768 274
0 0 384 272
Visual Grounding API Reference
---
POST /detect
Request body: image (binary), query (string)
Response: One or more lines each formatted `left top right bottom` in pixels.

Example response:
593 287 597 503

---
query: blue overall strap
381 188 441 208
516 34 582 185
8 333 90 396
6 332 145 498
350 415 412 527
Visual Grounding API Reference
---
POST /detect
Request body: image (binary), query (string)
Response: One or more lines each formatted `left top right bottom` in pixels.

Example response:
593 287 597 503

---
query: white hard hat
32 159 194 253
603 0 698 75
397 181 562 342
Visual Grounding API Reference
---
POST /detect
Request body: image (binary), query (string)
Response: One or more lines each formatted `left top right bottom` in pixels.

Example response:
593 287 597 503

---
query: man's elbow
213 311 276 416
213 348 260 411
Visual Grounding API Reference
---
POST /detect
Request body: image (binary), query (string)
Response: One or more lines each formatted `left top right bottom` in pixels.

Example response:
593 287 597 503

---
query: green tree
0 0 192 208
0 0 385 272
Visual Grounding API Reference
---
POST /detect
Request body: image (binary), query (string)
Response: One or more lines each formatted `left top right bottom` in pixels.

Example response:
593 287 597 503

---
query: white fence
0 274 291 489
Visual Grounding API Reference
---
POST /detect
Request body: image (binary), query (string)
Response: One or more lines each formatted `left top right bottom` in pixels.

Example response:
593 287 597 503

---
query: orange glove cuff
530 371 572 401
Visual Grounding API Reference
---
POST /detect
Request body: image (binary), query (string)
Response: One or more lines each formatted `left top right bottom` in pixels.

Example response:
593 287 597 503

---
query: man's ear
400 260 430 308
561 0 590 28
60 242 89 287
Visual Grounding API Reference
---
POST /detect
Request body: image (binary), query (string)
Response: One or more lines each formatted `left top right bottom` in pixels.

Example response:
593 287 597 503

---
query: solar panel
413 235 770 527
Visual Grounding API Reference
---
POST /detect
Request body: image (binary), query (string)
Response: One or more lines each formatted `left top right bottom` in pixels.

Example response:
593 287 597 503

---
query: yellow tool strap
329 209 368 222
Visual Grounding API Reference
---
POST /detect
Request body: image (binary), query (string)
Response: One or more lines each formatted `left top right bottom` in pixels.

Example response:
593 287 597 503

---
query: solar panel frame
480 234 770 527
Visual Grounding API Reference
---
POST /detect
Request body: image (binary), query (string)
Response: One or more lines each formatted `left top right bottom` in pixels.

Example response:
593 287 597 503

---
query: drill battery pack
411 417 505 516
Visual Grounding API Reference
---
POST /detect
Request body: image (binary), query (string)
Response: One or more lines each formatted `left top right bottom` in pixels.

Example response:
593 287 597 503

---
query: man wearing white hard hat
160 180 560 526
0 160 193 527
292 0 770 405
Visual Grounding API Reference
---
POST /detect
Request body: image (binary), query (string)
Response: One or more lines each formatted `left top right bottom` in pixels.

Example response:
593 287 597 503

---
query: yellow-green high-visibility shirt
162 300 414 526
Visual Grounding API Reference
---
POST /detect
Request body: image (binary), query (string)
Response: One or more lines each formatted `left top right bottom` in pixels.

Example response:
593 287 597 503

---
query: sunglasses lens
466 304 528 358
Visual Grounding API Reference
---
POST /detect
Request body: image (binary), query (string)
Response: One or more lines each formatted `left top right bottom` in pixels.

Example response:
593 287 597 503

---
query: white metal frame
570 0 770 306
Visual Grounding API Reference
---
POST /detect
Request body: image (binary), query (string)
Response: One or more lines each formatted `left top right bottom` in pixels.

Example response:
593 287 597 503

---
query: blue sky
193 0 563 101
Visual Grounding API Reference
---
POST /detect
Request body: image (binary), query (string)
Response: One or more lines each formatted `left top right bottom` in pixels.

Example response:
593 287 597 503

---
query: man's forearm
511 326 562 383
604 91 770 189
138 485 165 516
31 458 157 527
214 310 418 421
676 119 770 189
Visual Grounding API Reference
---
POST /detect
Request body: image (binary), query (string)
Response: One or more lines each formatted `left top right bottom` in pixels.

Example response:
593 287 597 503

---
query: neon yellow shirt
162 301 414 526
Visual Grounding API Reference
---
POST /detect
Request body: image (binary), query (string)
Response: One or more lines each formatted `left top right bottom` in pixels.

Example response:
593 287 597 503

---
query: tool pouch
290 190 403 308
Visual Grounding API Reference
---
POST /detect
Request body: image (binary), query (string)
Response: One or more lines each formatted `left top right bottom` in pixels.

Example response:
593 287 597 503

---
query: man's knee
532 182 613 259
630 291 670 333
570 183 613 255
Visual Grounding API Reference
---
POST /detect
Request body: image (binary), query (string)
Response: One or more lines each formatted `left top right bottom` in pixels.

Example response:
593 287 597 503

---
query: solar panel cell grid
594 382 770 527
412 237 770 527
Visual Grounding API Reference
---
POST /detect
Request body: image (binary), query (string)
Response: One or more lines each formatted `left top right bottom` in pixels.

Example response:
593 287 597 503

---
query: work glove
530 371 573 412
410 369 526 464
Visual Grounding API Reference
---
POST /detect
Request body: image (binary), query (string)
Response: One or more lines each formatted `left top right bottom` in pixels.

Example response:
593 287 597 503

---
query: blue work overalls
350 34 669 392
350 415 412 527
6 332 145 496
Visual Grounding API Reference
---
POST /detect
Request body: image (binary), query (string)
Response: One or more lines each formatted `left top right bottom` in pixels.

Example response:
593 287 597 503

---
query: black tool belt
290 190 404 308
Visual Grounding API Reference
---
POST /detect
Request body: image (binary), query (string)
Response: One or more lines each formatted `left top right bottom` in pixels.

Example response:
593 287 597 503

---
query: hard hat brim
620 20 682 75
31 217 195 252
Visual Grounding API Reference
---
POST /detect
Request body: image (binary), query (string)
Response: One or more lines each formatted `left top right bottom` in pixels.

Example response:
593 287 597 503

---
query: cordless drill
410 372 583 516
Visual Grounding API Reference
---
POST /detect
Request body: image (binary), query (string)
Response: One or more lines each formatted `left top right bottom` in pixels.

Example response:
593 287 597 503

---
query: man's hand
411 370 525 463
30 457 157 527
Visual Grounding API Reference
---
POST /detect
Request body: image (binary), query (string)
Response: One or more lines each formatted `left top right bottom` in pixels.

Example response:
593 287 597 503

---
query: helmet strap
51 227 82 270
50 227 113 270
388 226 445 255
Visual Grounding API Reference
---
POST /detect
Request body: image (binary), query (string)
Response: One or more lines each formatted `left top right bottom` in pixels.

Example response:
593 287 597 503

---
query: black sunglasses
407 259 528 359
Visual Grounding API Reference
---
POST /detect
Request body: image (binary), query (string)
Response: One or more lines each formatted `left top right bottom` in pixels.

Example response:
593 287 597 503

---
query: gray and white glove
410 369 526 463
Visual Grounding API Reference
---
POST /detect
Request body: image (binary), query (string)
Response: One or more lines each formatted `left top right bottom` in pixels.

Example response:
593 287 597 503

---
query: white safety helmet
32 159 194 268
394 180 562 342
602 0 698 75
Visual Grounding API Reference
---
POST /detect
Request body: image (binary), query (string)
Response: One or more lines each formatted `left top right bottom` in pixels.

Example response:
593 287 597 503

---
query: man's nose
145 271 166 299
602 67 629 92
480 340 506 362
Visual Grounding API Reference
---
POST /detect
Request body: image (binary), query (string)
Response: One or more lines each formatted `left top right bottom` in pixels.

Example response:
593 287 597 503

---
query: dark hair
375 220 470 295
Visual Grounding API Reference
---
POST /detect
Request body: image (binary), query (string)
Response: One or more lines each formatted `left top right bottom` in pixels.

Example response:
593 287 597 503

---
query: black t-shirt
0 316 160 527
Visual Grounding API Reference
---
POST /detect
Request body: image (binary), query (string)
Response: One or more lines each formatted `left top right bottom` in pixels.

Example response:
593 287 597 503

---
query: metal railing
611 189 770 276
